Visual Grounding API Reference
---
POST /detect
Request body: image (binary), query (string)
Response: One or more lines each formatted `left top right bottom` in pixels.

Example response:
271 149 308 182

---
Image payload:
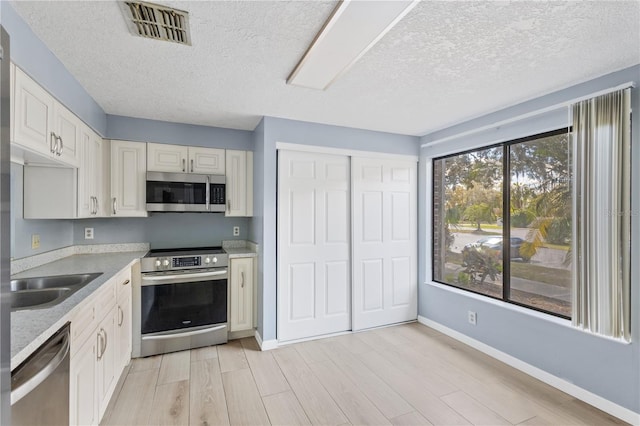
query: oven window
141 279 227 334
146 181 207 204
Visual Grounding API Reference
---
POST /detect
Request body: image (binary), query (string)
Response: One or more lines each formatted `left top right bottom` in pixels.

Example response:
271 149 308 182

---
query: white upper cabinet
13 66 55 156
188 146 225 174
13 65 81 167
147 143 225 175
147 143 188 173
225 149 253 217
52 102 81 167
111 140 147 217
78 126 108 218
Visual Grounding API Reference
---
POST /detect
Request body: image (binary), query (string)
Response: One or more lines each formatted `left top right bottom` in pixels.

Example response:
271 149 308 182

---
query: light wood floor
101 322 626 426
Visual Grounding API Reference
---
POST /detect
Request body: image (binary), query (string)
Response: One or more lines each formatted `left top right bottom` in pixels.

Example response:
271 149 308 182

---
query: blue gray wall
255 116 420 341
72 215 250 249
106 115 253 150
10 163 73 259
418 64 640 413
2 2 106 135
249 118 265 335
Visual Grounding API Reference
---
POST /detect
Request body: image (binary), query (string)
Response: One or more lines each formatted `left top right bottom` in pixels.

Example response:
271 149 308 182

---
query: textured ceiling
10 0 640 136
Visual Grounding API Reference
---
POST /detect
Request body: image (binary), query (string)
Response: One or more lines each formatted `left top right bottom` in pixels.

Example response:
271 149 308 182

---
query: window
433 129 572 318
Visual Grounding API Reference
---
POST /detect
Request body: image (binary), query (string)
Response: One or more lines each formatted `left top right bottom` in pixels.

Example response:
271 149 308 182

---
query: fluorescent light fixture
287 0 419 90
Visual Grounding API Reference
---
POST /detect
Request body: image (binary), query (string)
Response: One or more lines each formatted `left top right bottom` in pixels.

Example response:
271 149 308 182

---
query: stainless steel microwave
146 172 226 212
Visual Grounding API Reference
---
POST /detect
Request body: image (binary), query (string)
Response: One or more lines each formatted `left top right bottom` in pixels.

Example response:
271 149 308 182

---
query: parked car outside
462 236 530 262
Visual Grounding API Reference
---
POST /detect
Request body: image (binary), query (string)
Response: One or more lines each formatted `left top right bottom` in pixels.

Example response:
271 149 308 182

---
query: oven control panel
173 256 201 268
141 251 229 272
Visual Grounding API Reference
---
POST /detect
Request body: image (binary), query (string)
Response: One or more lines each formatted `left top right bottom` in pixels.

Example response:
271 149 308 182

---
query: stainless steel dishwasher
11 323 70 425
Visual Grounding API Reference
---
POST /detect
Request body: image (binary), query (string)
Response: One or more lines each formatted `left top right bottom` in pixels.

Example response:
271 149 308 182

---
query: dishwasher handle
11 331 70 405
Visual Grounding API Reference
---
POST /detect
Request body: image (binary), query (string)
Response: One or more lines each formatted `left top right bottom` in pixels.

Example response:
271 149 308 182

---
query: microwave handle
206 176 210 211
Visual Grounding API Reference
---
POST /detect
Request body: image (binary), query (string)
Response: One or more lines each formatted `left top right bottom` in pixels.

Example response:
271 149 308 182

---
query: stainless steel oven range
133 247 229 358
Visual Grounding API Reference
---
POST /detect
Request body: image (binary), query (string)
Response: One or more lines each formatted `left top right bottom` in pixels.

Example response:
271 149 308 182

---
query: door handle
118 306 124 326
50 132 57 154
102 329 108 358
112 197 117 215
122 279 130 286
57 135 63 156
205 176 210 211
182 158 186 172
91 196 96 215
190 159 194 173
96 329 104 360
142 324 226 341
95 196 99 215
241 271 245 288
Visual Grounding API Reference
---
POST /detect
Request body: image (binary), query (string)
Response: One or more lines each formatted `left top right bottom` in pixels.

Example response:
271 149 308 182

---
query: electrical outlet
468 311 477 325
31 234 40 250
233 226 240 236
84 228 94 240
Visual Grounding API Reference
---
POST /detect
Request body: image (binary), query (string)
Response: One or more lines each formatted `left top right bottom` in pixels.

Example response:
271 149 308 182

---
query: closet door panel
352 157 417 331
278 150 351 342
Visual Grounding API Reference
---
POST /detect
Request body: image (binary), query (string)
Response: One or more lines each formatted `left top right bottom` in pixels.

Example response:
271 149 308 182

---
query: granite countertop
222 240 258 258
11 251 147 368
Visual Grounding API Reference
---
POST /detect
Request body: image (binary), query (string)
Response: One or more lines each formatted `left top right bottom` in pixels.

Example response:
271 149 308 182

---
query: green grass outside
445 251 571 288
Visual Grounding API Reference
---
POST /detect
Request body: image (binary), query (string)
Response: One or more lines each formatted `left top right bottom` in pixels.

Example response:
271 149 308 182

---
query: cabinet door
111 140 147 217
97 309 118 420
78 127 99 218
188 147 225 174
225 150 247 216
13 66 55 156
116 270 132 372
230 257 254 332
53 102 81 167
70 333 98 426
147 142 187 173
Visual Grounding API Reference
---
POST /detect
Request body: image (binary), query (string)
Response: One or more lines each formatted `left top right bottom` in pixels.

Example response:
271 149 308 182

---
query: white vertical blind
572 88 631 341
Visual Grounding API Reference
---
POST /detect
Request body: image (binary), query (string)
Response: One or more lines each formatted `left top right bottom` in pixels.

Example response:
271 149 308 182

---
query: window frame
431 127 572 320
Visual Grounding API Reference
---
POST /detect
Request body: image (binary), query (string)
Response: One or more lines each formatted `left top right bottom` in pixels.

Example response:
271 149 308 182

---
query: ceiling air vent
120 1 191 46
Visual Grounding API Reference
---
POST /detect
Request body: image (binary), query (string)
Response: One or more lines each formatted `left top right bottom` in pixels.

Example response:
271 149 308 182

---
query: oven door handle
141 269 228 285
142 324 227 341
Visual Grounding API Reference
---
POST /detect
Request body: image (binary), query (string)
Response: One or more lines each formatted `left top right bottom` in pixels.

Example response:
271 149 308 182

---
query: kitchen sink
10 272 102 311
11 289 71 310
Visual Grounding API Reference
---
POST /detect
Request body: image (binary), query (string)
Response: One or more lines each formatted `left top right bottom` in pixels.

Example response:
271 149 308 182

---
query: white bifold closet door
277 150 351 342
352 157 417 331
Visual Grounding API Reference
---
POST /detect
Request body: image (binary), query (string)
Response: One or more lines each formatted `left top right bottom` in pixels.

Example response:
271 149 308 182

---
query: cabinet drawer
71 301 97 358
116 268 132 302
95 278 117 322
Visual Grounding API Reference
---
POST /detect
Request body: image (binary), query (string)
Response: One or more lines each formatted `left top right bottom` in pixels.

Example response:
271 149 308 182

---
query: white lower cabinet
70 333 98 426
69 264 134 425
96 308 117 420
116 270 132 372
229 257 254 332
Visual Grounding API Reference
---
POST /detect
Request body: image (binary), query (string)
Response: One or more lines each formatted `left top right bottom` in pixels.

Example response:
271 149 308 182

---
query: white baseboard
417 316 640 425
255 330 278 351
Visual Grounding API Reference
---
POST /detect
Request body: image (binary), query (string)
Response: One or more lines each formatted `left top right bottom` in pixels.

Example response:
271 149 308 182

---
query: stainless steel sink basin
11 289 71 310
10 272 102 311
10 273 102 291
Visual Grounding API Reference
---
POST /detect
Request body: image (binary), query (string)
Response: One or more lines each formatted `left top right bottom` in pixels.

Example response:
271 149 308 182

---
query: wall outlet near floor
468 311 477 325
84 227 94 240
31 234 40 250
233 226 240 236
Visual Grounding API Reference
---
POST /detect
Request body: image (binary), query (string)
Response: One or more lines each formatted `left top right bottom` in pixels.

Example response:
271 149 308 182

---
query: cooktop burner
145 246 225 257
